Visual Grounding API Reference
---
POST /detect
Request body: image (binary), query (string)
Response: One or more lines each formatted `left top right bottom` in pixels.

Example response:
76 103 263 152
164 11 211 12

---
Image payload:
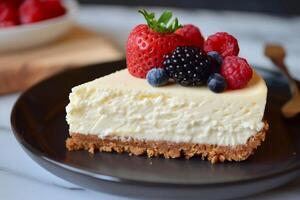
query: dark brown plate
11 60 300 200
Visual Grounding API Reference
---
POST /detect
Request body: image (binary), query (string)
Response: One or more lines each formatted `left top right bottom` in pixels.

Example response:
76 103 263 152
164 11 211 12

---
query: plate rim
10 59 300 187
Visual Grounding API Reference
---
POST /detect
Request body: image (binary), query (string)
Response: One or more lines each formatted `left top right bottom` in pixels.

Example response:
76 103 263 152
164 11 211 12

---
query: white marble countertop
1 5 300 200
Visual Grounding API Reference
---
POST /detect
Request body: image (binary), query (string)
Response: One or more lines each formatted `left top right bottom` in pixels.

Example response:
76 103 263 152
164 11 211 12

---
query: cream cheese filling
66 69 267 146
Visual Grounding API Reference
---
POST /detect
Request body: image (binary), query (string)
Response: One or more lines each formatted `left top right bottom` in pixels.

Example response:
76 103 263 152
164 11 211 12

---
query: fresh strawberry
0 0 24 8
19 0 46 24
19 0 66 24
0 21 17 28
126 9 188 78
0 2 19 27
42 0 66 19
175 24 204 49
10 0 24 8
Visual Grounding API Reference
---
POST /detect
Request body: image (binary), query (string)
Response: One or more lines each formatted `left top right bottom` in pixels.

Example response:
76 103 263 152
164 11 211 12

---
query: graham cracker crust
66 122 269 164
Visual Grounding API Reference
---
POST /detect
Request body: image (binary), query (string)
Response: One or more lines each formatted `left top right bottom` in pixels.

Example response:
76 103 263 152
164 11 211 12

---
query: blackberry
163 46 211 86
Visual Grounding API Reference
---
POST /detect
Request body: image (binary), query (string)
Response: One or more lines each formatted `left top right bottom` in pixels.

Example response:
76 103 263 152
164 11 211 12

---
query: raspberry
175 24 205 49
163 46 211 86
204 32 239 58
220 56 253 89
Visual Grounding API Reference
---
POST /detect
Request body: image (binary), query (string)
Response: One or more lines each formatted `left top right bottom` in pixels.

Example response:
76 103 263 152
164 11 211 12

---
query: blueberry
207 51 223 73
207 73 227 93
146 68 169 87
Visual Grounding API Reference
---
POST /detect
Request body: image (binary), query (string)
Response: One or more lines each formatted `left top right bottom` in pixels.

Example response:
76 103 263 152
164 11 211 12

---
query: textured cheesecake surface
66 69 267 146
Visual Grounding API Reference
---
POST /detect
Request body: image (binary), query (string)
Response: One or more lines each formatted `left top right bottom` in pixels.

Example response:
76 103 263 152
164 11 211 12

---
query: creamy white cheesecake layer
66 69 267 146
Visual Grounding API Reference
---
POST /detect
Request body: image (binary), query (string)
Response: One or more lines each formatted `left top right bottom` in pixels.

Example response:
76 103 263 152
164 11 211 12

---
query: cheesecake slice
66 69 268 163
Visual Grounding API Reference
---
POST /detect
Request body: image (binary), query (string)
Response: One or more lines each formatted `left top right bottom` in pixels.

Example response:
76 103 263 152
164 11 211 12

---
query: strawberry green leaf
158 11 172 25
138 9 182 33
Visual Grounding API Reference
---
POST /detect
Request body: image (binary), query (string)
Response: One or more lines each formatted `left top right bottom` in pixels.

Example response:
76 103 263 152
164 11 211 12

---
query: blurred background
74 0 300 73
1 0 300 95
79 0 300 15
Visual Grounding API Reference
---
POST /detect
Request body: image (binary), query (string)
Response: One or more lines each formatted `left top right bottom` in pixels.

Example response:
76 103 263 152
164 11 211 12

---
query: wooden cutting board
0 26 123 95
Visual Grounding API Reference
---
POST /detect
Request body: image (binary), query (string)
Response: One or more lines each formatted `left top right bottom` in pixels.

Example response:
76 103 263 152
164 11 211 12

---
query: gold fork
264 44 300 118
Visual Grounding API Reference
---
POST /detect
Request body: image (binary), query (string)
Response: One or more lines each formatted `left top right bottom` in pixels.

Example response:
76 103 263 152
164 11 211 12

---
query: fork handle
271 58 300 97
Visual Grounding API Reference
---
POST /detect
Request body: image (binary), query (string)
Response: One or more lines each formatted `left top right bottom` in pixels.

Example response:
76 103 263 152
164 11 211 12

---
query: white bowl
0 0 78 53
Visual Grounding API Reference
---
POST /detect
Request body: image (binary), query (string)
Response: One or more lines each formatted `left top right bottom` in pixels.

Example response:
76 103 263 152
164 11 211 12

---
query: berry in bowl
0 0 78 52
